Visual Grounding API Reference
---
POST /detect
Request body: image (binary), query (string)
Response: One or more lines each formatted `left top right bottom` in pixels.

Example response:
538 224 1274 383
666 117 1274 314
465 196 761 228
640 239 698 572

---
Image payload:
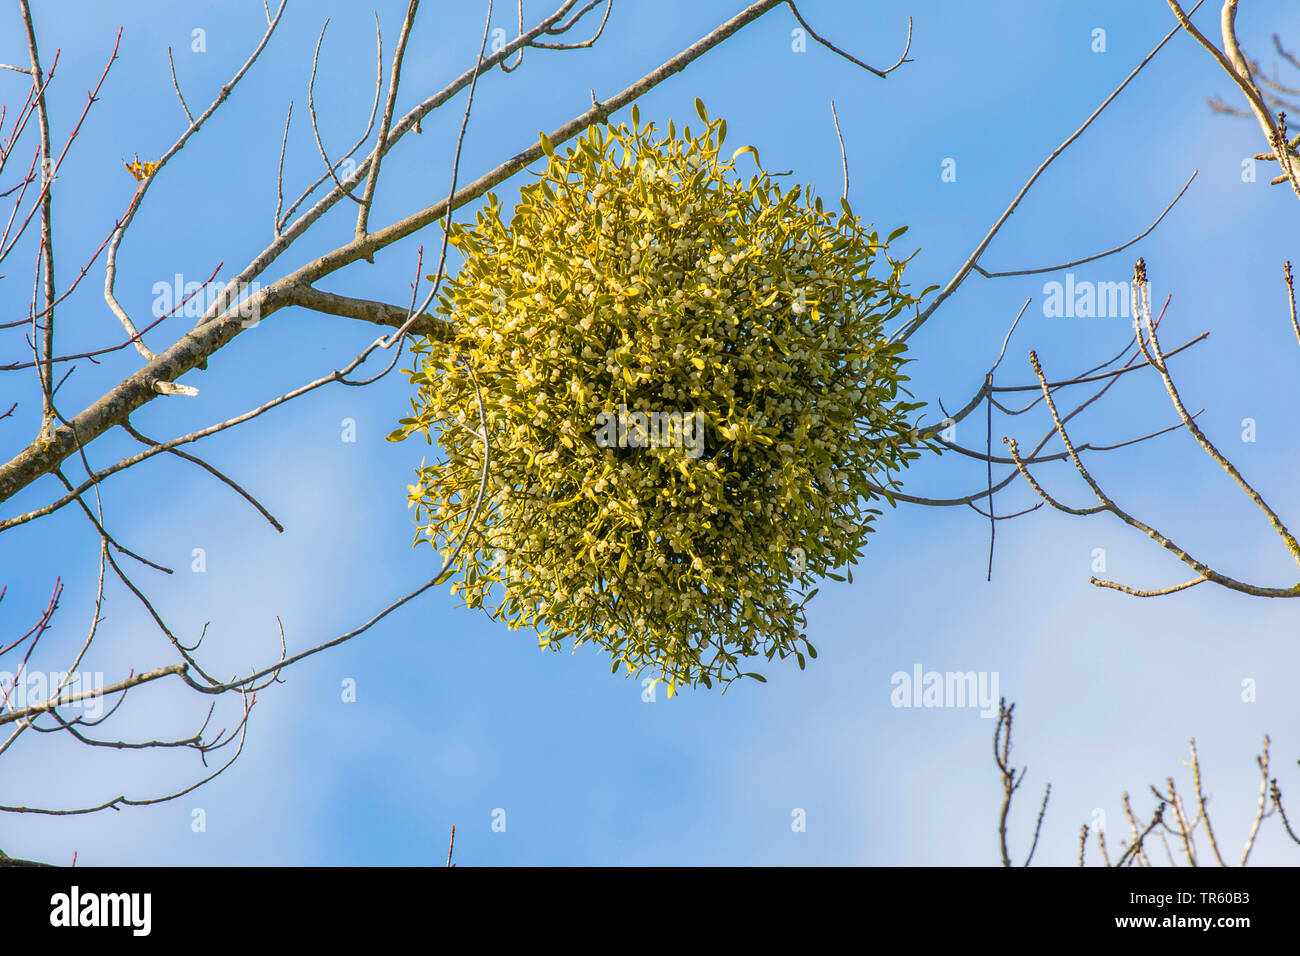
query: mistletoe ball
391 101 932 692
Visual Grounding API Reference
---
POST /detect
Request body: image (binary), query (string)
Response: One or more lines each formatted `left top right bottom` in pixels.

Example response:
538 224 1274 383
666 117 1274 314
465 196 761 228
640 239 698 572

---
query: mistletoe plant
390 100 935 693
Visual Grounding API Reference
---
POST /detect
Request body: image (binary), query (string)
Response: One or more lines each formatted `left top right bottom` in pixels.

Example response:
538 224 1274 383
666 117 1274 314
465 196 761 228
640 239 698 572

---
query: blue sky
2 0 1299 866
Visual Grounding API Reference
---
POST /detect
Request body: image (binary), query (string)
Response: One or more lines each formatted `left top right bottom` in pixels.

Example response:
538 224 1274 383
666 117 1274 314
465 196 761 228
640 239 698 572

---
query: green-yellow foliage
390 100 934 693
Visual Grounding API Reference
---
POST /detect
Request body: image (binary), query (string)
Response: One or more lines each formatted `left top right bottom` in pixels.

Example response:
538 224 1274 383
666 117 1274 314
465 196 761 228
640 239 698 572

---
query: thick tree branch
286 286 451 340
3 0 895 510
